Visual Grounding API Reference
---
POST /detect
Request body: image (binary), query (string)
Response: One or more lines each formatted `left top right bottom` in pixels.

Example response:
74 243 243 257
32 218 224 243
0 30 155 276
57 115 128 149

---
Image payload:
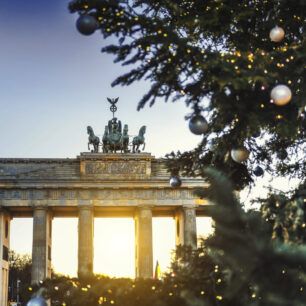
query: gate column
0 209 10 306
31 207 52 283
134 206 153 278
175 207 197 249
78 207 94 278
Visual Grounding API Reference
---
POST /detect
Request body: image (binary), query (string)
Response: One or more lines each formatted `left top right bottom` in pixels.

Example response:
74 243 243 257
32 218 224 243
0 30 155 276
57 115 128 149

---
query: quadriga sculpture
87 126 100 153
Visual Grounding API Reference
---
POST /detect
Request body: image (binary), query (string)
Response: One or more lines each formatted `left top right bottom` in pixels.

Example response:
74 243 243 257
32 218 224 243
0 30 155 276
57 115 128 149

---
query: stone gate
0 152 208 305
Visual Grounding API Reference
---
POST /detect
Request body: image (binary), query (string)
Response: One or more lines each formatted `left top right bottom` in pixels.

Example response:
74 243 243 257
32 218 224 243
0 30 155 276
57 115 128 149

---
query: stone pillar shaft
135 207 153 278
78 207 94 278
175 207 197 249
31 208 52 283
0 210 10 306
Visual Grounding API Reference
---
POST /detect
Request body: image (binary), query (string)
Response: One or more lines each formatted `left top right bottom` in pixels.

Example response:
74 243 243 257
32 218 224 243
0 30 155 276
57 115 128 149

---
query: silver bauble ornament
26 297 48 306
231 147 249 163
271 84 292 106
189 115 208 135
269 26 285 42
170 176 182 188
76 15 97 35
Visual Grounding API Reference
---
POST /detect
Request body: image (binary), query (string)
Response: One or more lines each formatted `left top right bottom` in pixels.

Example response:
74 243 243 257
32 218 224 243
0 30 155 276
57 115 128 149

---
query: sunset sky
1 0 213 277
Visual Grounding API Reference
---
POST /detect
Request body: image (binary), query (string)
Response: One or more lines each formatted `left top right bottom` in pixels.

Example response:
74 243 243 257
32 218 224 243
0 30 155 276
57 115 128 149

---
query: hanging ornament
26 297 48 306
76 14 97 35
231 147 249 163
189 115 208 135
270 84 292 106
254 166 264 176
269 26 285 42
170 176 182 188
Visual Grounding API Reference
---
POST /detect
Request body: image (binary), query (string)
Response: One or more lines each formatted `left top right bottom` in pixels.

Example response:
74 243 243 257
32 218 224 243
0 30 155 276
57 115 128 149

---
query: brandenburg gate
0 99 208 305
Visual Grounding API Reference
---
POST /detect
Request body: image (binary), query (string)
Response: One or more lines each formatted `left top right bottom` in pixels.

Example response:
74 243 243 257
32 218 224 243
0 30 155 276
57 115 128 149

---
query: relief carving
85 161 146 175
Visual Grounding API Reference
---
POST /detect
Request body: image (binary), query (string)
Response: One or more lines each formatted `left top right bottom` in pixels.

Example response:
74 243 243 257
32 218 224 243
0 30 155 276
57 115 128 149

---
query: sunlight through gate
0 152 209 305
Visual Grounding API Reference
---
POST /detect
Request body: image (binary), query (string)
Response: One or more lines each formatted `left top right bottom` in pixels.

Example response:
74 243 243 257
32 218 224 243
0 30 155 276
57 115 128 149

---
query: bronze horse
87 126 100 153
132 126 146 153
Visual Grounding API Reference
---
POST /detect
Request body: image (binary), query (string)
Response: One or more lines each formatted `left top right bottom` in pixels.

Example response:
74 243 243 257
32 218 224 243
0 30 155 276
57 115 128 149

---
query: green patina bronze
87 98 146 153
87 126 100 153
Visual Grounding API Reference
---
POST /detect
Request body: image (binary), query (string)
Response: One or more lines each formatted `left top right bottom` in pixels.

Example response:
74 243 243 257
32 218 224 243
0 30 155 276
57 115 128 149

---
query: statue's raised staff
87 126 100 153
133 126 146 153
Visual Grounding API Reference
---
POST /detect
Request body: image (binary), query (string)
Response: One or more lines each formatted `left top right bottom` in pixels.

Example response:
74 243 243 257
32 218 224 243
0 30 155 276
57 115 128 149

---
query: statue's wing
118 120 122 134
114 97 119 103
107 97 112 104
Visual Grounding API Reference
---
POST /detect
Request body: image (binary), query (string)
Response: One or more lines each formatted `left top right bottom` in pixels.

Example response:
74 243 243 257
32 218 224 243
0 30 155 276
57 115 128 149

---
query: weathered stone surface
135 207 153 278
78 207 94 278
31 208 52 283
79 153 152 179
175 207 197 249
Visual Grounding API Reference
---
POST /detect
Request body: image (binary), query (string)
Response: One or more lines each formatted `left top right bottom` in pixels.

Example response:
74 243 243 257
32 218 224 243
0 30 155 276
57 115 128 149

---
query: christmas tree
69 0 305 191
24 1 306 305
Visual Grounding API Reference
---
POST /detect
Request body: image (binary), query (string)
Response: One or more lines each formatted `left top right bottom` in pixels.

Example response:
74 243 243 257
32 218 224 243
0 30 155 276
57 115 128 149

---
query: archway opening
94 218 135 278
52 218 78 277
152 217 175 276
196 217 214 247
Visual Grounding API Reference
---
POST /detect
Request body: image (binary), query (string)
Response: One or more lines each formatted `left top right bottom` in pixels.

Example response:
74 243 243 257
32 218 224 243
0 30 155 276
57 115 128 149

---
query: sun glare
94 218 135 278
10 216 214 279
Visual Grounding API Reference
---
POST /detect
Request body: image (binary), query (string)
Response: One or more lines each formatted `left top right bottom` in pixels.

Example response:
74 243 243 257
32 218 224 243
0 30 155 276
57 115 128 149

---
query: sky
1 0 300 278
1 0 213 277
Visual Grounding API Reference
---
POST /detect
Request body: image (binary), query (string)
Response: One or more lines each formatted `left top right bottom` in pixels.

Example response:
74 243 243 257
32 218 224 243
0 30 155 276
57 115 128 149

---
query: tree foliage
8 251 32 303
69 0 305 189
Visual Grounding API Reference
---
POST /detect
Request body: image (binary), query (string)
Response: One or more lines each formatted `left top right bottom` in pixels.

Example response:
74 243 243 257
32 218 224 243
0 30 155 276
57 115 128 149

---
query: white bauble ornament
271 84 292 106
269 26 285 42
231 147 249 163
